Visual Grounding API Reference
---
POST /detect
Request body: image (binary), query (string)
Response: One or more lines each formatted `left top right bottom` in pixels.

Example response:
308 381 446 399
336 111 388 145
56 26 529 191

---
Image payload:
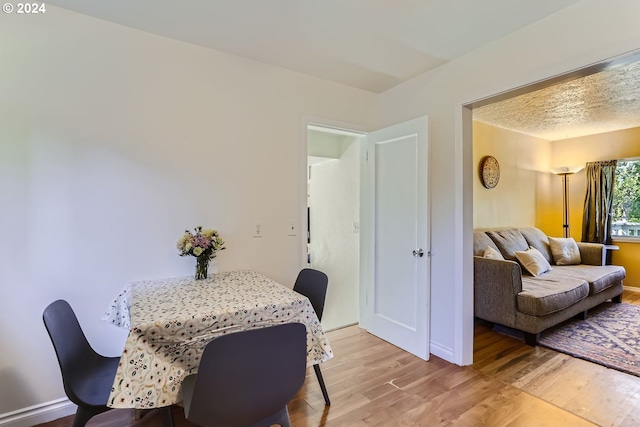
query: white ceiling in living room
46 0 581 93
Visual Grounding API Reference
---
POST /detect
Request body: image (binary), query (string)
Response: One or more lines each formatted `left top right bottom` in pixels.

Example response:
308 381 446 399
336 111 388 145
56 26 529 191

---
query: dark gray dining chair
43 299 122 427
181 323 307 427
293 268 331 406
43 299 175 427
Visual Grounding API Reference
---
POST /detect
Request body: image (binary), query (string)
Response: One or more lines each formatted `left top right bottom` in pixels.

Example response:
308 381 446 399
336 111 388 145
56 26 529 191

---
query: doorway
306 125 364 331
304 117 431 360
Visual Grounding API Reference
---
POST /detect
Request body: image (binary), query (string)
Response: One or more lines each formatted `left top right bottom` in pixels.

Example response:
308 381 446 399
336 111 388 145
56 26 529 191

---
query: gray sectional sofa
473 227 626 345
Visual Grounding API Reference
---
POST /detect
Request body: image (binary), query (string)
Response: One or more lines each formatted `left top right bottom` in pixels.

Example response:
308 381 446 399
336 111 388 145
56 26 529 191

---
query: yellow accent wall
550 127 640 288
474 122 640 288
611 242 640 288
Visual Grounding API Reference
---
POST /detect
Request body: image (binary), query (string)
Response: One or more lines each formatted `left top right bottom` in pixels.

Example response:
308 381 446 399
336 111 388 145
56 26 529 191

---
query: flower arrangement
177 226 225 279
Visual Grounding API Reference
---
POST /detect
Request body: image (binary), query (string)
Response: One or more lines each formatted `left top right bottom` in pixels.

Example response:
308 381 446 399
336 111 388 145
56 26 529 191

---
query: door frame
300 115 431 340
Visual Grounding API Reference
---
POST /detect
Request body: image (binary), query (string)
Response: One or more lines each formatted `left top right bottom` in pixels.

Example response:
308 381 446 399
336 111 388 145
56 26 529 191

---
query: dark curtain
582 160 617 244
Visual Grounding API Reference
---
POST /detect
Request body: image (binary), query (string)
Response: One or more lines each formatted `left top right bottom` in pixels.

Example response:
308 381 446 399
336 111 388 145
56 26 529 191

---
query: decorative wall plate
480 156 500 189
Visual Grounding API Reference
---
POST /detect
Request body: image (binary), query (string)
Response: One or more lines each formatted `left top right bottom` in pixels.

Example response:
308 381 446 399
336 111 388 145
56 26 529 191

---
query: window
612 159 640 237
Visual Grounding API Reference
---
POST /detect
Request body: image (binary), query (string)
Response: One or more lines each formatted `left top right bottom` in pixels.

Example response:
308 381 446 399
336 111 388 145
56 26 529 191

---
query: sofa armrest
474 256 522 327
577 242 606 266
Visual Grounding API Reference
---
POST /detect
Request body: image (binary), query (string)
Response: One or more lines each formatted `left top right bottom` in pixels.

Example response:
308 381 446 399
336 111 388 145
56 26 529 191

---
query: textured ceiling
473 60 640 141
45 0 580 93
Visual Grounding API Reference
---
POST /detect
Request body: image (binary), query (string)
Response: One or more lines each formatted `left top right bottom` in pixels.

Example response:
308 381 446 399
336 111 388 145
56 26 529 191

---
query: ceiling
46 0 640 140
47 0 580 93
473 58 640 141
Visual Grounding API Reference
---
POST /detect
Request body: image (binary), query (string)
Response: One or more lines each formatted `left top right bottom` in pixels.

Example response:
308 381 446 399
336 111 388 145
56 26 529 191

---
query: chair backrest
293 268 328 320
42 299 99 405
185 323 307 427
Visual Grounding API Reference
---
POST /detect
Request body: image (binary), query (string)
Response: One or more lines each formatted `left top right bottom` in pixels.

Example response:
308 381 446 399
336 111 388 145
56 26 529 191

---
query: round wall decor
480 156 500 189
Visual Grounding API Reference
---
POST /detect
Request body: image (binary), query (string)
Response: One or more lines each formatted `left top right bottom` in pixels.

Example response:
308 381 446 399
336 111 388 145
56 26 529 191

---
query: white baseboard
0 398 76 427
624 285 640 293
429 340 455 363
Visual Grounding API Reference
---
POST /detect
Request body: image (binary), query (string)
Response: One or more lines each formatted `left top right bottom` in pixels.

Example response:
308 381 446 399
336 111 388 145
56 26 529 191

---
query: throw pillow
548 237 581 265
483 246 505 260
486 229 528 261
519 227 554 264
515 246 552 277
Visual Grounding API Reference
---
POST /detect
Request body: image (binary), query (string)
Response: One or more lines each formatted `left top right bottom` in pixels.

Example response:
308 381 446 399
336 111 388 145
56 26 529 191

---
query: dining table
102 269 334 409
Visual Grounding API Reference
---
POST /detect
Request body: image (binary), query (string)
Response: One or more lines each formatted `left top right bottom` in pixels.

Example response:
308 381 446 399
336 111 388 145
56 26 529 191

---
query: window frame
611 156 640 242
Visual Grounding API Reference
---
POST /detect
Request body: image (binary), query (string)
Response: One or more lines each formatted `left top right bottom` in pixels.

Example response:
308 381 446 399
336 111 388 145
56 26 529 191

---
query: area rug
538 302 640 377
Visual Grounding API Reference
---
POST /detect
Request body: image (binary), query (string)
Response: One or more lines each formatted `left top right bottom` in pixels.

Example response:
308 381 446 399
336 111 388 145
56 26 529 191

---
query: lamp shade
550 165 584 175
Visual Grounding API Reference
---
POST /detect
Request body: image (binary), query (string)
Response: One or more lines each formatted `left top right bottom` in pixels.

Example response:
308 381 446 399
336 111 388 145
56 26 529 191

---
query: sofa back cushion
519 227 553 263
473 231 499 257
486 228 528 261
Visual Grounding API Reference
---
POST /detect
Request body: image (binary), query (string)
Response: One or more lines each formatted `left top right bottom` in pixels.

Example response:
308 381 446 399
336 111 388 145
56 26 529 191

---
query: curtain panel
582 160 617 244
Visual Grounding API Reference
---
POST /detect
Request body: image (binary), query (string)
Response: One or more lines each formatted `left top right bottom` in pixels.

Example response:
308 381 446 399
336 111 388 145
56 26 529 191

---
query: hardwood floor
37 290 640 427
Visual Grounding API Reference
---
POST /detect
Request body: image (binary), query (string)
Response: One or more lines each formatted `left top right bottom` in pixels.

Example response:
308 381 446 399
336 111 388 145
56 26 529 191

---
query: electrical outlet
253 223 262 238
288 221 297 236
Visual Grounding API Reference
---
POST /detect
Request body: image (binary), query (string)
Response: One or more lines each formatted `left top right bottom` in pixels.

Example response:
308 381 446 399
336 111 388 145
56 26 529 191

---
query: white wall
0 6 376 422
308 137 361 331
377 0 640 364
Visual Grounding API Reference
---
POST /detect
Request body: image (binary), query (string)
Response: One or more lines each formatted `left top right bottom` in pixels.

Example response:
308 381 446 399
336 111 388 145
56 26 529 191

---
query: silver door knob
413 249 424 257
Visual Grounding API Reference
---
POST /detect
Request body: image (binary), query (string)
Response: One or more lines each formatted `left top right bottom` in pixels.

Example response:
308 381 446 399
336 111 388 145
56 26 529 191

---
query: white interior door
365 116 429 360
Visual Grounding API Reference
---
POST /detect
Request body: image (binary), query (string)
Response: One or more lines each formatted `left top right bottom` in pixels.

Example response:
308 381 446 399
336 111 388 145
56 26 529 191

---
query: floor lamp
551 166 584 238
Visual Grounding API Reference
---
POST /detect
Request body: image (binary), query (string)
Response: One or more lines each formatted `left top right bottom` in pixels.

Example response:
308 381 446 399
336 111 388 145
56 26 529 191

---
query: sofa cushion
474 231 499 257
552 265 626 295
484 246 504 260
548 237 581 265
486 229 528 261
517 275 589 316
519 227 553 263
515 247 552 277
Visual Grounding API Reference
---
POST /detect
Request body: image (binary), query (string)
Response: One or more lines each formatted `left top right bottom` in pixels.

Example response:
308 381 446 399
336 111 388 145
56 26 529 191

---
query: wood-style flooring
37 290 640 427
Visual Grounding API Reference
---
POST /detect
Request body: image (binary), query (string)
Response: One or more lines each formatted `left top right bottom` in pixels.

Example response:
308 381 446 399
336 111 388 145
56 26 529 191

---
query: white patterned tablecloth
102 270 333 409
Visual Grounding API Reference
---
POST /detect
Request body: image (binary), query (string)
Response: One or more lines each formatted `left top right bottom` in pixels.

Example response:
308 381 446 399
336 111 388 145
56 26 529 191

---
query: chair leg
247 407 290 427
72 406 108 427
313 364 331 406
162 405 175 427
277 407 292 427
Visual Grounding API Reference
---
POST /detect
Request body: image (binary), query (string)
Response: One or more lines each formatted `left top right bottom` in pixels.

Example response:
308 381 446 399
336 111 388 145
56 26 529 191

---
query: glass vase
195 256 210 280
